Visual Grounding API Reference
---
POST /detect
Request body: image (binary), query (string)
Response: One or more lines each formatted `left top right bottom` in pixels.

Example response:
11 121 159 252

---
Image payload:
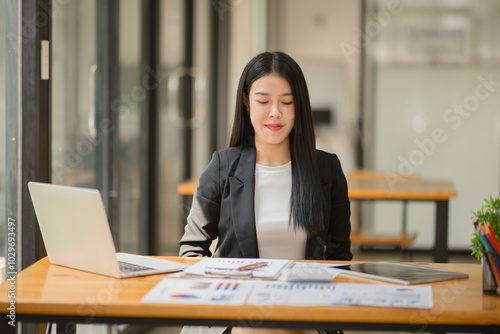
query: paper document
183 258 292 279
333 283 433 309
142 278 433 309
142 278 255 305
246 282 432 308
246 281 342 306
279 262 345 282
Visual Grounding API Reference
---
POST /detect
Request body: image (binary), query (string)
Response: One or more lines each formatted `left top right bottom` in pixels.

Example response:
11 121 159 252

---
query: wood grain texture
349 232 417 246
177 177 457 201
0 257 498 327
346 178 456 201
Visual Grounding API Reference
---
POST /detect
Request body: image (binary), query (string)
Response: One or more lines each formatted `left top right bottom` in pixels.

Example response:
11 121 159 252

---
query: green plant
470 196 500 259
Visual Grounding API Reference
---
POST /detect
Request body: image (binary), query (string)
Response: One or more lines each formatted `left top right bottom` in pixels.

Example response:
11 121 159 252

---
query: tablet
340 261 469 285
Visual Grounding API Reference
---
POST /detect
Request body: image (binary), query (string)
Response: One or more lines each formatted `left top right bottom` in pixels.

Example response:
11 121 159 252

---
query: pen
237 262 269 271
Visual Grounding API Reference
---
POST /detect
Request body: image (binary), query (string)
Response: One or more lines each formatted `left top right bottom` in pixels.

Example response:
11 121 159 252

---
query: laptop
28 181 189 278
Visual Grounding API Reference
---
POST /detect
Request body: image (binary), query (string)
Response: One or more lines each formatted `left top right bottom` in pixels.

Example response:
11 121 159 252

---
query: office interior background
0 0 500 330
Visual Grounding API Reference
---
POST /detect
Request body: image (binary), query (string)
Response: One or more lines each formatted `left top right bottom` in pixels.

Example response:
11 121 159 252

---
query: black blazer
179 139 352 261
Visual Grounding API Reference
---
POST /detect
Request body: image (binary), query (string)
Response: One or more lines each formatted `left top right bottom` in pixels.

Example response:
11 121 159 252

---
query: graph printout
142 278 255 305
143 271 433 309
245 282 433 309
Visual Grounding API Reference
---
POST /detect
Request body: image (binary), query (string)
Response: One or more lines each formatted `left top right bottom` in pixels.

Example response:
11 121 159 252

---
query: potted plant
470 196 500 293
470 196 500 259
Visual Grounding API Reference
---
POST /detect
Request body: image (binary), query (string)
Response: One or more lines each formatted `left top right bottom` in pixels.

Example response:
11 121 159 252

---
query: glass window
158 0 185 255
118 0 141 253
51 1 96 188
157 0 212 255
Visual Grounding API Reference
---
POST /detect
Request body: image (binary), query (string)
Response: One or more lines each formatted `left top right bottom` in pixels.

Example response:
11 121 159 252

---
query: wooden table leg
57 321 76 334
0 322 15 334
435 200 449 263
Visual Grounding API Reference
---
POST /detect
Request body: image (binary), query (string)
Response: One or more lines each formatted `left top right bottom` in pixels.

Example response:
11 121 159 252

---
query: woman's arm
179 152 222 257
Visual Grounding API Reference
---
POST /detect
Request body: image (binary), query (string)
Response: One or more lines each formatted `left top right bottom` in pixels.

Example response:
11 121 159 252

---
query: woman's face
247 74 295 149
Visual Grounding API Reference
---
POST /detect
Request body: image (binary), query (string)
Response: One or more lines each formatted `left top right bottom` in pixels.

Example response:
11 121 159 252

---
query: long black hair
229 51 324 235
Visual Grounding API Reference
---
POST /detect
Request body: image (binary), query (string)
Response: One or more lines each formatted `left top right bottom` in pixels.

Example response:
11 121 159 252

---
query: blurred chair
348 170 419 260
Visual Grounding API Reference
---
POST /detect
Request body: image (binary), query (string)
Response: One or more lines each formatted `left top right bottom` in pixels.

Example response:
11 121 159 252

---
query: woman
180 52 351 334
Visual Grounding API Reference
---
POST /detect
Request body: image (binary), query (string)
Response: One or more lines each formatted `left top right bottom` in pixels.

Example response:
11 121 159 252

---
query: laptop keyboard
118 261 155 273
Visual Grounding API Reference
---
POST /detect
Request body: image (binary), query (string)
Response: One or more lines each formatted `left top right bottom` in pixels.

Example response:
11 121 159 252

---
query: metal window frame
210 0 230 152
181 0 194 181
5 1 51 333
139 0 160 255
5 0 51 272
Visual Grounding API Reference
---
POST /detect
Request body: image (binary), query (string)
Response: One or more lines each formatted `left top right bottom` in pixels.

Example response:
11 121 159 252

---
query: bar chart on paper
142 278 255 305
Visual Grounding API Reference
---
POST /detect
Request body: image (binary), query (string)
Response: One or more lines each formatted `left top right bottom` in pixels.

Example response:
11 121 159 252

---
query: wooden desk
347 177 456 263
177 177 457 262
177 178 198 196
0 257 498 334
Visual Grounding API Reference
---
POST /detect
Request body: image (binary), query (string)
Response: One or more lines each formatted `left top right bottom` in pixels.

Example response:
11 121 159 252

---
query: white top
254 162 307 259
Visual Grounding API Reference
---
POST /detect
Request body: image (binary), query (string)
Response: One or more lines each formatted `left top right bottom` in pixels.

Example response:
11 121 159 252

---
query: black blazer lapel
229 143 260 258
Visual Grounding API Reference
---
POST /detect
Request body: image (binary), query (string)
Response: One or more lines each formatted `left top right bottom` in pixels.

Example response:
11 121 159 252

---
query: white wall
367 1 500 251
228 0 361 173
372 64 500 249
